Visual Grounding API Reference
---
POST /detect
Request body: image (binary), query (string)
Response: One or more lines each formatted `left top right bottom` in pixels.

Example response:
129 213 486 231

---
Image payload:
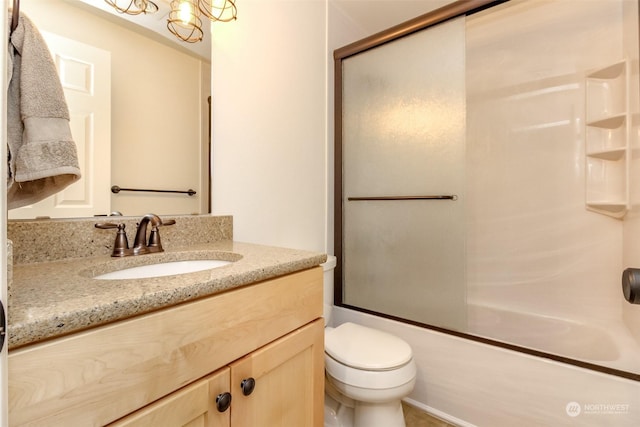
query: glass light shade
198 0 237 22
104 0 158 15
168 0 204 43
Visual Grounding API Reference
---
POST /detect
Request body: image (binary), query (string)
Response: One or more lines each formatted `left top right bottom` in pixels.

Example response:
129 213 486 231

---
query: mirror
8 0 211 219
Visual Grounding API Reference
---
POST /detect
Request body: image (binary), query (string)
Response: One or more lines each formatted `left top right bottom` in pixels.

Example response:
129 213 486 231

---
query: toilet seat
324 323 416 390
325 353 417 390
325 322 412 370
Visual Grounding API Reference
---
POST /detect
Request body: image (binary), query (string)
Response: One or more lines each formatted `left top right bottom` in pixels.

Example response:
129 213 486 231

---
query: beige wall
211 0 328 251
21 0 208 216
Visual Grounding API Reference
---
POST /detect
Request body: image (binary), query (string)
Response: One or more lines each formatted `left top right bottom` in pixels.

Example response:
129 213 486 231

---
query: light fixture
104 0 237 44
104 0 158 15
198 0 237 23
167 0 204 43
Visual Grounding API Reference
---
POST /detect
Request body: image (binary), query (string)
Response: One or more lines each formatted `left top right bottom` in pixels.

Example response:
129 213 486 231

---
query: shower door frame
333 0 640 382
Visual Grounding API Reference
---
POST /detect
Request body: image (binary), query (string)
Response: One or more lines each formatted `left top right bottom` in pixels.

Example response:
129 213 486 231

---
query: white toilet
322 256 417 427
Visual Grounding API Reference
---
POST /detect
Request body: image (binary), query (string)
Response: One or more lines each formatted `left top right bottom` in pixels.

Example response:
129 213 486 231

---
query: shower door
341 17 467 330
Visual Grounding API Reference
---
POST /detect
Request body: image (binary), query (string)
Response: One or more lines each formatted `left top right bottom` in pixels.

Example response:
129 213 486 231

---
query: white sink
93 259 232 280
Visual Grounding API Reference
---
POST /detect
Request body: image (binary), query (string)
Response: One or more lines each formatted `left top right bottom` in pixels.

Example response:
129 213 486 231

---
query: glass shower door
341 17 467 331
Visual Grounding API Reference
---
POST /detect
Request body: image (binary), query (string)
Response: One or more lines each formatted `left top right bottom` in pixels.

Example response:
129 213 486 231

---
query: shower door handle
347 195 458 201
622 268 640 304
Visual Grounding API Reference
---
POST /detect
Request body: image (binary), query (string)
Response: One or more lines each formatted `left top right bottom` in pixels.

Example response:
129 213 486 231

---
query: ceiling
331 0 451 36
74 0 448 62
75 0 211 60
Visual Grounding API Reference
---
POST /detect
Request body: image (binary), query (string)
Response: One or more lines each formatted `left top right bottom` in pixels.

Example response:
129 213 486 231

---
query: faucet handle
95 222 119 229
95 222 130 257
148 218 175 250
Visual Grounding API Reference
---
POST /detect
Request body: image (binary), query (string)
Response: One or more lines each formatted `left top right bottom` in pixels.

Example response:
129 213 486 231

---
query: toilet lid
325 322 412 370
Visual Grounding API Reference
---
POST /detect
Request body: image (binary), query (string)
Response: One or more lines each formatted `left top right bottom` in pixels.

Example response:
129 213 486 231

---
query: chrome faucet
95 213 176 257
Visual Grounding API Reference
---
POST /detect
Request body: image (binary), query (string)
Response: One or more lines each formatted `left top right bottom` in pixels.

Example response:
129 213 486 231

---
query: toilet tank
321 255 337 326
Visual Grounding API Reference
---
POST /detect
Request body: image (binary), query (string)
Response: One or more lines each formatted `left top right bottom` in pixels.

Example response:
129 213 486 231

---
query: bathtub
466 304 620 362
333 305 640 426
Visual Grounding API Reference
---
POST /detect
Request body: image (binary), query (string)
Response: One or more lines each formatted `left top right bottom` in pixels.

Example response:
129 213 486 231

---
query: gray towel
7 12 81 209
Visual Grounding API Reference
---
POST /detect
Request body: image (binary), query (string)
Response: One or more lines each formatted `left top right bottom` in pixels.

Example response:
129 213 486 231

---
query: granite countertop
9 241 326 350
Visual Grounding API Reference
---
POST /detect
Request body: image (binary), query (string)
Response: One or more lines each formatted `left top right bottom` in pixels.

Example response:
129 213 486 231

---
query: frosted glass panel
342 17 466 330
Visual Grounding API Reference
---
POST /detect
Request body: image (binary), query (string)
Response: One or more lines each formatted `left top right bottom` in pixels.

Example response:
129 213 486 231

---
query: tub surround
7 215 327 349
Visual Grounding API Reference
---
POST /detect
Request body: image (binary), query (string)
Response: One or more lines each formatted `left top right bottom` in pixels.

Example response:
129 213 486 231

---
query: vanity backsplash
8 214 233 265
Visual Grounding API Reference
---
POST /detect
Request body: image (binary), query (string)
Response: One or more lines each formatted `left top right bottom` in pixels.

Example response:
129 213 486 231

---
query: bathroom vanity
7 215 326 426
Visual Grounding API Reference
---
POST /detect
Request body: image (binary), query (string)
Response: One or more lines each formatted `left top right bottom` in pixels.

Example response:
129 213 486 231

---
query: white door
9 32 111 219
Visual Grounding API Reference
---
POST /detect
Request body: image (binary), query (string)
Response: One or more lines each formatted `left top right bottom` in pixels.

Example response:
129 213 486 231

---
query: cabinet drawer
9 267 322 426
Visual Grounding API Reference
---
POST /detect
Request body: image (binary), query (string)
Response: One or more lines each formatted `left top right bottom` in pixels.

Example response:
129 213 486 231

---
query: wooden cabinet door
108 369 231 427
229 319 324 427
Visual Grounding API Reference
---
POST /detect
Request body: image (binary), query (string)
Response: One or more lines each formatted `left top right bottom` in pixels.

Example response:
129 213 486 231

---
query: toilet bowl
322 256 416 427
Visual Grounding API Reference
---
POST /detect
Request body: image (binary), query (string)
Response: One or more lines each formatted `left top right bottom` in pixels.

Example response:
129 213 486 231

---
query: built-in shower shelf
584 59 630 219
586 114 626 129
586 202 628 218
587 61 626 79
586 147 626 161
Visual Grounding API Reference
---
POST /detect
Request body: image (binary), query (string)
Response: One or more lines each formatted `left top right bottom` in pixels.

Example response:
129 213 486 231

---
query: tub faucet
95 213 176 257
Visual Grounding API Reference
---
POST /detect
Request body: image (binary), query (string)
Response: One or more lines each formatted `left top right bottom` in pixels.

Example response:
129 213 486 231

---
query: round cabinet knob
241 377 256 396
622 268 640 304
215 392 232 412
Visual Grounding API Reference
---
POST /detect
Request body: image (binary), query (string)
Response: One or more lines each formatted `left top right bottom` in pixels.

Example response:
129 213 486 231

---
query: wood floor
403 402 457 427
